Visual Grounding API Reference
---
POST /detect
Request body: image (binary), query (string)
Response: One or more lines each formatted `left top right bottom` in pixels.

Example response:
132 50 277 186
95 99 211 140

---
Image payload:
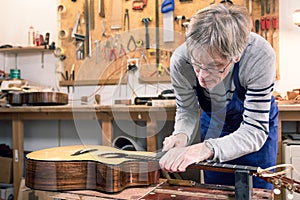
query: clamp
132 0 147 10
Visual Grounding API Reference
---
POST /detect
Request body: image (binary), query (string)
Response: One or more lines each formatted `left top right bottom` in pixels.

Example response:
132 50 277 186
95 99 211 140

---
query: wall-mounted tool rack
58 0 280 87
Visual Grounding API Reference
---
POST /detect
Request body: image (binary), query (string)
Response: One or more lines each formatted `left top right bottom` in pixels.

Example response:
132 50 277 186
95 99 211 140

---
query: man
159 3 278 189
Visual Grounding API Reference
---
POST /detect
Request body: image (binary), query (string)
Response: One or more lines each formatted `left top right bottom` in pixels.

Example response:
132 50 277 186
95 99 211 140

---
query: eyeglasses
191 58 233 74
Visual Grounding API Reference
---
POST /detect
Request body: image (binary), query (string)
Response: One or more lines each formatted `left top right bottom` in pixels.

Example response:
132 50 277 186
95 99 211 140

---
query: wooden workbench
0 103 298 198
0 104 176 198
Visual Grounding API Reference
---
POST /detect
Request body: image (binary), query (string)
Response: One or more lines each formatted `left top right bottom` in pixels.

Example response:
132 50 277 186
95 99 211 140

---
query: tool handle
265 16 270 30
272 16 277 30
255 19 260 33
161 0 174 13
260 17 265 30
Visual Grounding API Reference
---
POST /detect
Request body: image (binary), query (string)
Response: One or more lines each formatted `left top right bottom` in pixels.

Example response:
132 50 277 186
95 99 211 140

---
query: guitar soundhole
98 153 127 158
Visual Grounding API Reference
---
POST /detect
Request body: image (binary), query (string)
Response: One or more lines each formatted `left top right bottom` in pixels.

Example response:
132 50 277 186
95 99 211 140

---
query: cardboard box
0 157 12 184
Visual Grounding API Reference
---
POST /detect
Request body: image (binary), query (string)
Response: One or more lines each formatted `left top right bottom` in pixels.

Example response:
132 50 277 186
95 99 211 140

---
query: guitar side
25 145 160 193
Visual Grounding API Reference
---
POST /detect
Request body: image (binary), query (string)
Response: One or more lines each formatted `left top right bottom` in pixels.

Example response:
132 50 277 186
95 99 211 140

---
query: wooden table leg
147 119 158 152
102 119 113 146
12 114 24 199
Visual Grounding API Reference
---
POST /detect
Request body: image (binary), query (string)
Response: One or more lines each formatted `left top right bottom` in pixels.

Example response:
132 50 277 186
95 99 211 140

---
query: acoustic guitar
25 145 160 193
26 145 300 196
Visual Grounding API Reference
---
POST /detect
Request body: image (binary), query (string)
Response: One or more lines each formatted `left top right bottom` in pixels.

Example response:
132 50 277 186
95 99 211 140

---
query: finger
162 137 175 152
169 149 189 172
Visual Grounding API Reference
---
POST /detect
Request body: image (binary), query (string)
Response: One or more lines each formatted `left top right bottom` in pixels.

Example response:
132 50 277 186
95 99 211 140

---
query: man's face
190 51 233 89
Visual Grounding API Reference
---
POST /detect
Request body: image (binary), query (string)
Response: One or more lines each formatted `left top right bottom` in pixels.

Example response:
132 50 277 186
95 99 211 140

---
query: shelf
0 46 53 68
59 79 127 86
0 46 52 54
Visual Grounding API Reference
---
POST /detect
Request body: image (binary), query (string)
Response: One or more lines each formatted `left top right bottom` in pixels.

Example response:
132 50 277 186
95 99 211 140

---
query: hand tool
141 17 152 49
127 35 137 52
266 0 270 14
249 0 252 16
272 16 277 48
124 9 130 31
85 0 92 57
94 40 100 64
119 43 126 56
175 16 186 44
260 17 265 38
272 0 275 13
139 49 150 69
132 0 147 10
161 0 175 42
155 0 160 74
102 20 108 37
71 12 85 40
265 16 271 44
254 19 260 33
90 0 95 30
111 0 122 30
261 0 265 16
98 0 105 17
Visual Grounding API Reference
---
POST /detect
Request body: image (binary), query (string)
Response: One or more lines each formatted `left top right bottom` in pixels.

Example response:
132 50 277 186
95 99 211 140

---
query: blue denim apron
195 62 278 189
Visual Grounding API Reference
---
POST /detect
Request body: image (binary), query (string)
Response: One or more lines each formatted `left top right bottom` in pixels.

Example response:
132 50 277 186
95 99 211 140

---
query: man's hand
159 142 212 172
162 133 188 152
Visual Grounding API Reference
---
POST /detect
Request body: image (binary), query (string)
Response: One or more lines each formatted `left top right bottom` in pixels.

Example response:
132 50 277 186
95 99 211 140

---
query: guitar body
7 91 68 106
25 145 160 193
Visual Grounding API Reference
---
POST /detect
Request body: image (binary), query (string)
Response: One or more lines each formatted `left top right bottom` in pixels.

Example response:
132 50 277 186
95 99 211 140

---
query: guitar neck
190 161 259 174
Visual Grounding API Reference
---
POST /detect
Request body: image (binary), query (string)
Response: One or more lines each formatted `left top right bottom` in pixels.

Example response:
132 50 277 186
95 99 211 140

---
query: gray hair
186 4 252 60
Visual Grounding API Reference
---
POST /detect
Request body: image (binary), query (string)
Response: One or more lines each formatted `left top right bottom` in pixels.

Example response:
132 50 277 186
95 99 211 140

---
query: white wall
277 0 300 94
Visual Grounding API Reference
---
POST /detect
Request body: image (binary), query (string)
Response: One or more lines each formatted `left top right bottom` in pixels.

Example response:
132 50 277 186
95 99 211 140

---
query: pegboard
58 0 280 87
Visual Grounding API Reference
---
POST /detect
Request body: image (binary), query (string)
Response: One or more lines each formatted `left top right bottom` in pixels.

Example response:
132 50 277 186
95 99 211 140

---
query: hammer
141 17 152 49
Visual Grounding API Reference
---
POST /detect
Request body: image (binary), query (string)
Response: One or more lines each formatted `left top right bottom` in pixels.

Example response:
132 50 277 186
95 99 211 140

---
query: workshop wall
58 0 280 87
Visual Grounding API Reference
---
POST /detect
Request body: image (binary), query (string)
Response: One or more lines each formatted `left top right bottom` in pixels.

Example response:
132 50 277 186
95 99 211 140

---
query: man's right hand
162 133 188 152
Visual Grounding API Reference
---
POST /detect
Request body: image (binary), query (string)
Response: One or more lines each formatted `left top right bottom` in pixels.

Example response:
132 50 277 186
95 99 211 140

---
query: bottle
35 31 40 46
28 26 35 46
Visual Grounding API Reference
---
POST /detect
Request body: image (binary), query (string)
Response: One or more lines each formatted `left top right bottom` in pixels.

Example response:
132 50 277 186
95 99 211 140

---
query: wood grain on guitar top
25 145 160 193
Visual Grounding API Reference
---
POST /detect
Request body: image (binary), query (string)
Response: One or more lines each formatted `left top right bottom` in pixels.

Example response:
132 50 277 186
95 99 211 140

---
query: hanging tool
102 20 108 37
260 17 265 39
72 12 85 40
98 0 105 17
111 0 122 30
266 0 270 14
272 16 277 48
249 0 252 16
261 0 265 16
272 0 275 13
127 35 137 52
90 0 95 30
94 40 100 64
254 19 260 34
124 9 130 31
175 15 186 44
72 12 85 59
132 0 147 10
140 49 151 69
265 16 271 44
85 0 92 57
161 0 175 43
141 17 152 49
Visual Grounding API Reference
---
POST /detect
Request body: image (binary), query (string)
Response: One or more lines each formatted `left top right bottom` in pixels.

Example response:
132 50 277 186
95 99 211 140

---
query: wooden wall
57 0 279 86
